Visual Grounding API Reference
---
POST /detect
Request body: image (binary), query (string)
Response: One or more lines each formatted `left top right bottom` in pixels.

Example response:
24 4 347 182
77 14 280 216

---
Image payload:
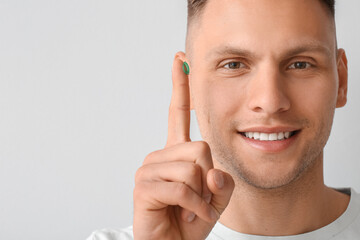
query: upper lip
238 126 300 133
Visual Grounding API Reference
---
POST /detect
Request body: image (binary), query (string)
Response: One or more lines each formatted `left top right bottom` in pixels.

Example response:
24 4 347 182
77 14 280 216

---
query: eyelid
215 59 250 77
219 59 249 69
286 55 317 66
224 62 246 69
289 61 310 68
287 61 313 69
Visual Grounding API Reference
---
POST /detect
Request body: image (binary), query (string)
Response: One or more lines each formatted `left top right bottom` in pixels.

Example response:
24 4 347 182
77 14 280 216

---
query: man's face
187 0 347 189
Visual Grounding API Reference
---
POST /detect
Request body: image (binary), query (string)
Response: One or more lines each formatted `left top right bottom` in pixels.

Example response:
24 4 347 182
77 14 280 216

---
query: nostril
247 85 291 114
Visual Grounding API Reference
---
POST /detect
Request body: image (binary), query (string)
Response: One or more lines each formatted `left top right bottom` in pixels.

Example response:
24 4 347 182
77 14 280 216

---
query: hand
133 52 235 240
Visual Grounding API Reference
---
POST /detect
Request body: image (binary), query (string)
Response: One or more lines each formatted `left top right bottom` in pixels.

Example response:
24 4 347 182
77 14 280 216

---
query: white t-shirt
87 188 360 240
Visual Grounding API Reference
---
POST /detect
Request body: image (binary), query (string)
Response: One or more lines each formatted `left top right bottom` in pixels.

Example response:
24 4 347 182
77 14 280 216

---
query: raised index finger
166 52 191 147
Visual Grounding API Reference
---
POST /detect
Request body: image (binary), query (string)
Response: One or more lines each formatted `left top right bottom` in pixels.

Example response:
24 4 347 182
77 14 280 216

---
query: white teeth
269 133 277 141
242 131 294 141
260 133 269 141
277 132 284 140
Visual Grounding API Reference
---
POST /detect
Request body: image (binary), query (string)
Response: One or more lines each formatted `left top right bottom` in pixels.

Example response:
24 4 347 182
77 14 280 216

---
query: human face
187 0 347 189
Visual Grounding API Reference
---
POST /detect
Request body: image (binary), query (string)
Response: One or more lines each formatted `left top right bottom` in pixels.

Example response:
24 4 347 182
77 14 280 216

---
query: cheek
291 77 337 119
192 78 246 137
210 84 241 112
288 76 338 145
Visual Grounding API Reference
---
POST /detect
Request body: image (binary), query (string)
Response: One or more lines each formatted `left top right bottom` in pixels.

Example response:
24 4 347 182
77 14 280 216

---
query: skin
133 0 349 238
133 56 235 240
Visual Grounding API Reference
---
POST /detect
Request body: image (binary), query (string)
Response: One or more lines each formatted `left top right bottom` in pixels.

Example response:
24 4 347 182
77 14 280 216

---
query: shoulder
347 188 360 222
86 226 222 240
85 188 360 240
332 188 360 238
86 226 134 240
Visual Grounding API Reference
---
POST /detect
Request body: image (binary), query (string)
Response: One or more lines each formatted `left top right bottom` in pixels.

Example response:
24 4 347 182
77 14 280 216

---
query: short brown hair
187 0 335 24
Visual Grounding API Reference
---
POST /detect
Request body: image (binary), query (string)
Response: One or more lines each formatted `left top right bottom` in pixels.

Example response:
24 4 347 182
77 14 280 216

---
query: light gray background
0 1 359 239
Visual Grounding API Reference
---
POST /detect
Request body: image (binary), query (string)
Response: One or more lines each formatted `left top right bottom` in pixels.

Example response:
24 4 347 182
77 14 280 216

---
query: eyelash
288 62 313 70
222 61 313 70
223 62 247 70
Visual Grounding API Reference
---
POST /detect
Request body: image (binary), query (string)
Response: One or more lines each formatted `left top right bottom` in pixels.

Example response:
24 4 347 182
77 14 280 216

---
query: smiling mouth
239 131 300 141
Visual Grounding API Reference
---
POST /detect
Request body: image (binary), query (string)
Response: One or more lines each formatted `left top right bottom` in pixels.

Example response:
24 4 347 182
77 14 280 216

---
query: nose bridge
247 61 290 114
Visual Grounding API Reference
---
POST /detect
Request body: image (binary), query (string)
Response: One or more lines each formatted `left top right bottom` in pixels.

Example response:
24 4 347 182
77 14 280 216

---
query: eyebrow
206 42 333 61
207 47 259 60
283 43 332 59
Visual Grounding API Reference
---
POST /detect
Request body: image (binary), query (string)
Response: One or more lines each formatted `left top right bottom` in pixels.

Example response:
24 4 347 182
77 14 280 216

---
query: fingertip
213 170 224 189
209 205 220 222
204 194 212 203
173 52 190 77
186 212 196 223
174 51 186 60
205 169 234 218
172 52 186 70
181 208 196 223
223 171 235 189
207 169 235 193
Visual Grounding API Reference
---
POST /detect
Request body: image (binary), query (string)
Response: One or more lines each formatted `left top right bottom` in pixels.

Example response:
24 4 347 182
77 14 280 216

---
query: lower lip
238 132 299 153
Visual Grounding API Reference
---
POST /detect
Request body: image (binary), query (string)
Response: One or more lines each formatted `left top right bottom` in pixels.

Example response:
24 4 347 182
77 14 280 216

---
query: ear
335 48 348 108
176 51 194 110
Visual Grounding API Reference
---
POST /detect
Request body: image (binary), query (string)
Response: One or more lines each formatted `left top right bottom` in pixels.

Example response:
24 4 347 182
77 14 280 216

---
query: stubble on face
186 0 336 190
208 111 335 190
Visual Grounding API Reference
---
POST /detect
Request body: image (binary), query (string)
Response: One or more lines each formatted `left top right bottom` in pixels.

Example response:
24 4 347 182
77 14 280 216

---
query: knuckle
187 163 201 178
143 151 158 165
133 182 147 200
134 166 146 183
195 141 211 156
198 197 208 211
175 182 190 199
175 104 191 112
169 102 190 112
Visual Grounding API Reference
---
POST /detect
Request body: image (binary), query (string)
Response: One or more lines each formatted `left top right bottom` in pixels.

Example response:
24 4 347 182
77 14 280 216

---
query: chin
233 163 299 189
214 146 320 190
241 170 301 190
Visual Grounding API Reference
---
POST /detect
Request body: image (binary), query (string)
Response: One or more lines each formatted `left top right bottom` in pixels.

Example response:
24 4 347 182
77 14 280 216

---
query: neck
218 153 350 236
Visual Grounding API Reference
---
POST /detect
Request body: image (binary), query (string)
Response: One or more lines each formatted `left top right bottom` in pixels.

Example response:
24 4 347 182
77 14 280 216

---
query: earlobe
175 51 194 110
336 48 348 108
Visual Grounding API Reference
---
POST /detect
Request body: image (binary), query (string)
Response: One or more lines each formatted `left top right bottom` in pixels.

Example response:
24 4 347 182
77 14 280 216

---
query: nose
247 65 290 115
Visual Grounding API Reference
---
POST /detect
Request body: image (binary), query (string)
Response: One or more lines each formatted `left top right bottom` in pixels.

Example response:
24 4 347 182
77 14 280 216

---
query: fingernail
214 171 224 189
182 62 190 75
205 194 212 203
187 212 196 222
210 207 220 221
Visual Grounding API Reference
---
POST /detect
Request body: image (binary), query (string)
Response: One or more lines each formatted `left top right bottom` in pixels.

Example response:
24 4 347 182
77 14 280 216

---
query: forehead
190 0 336 59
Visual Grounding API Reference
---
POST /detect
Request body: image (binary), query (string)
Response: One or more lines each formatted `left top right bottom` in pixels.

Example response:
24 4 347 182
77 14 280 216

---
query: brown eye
289 62 311 69
224 62 245 69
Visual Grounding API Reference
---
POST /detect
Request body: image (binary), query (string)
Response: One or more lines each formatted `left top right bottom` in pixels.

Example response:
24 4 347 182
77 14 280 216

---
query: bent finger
206 169 235 216
135 181 219 223
135 161 202 197
143 141 214 202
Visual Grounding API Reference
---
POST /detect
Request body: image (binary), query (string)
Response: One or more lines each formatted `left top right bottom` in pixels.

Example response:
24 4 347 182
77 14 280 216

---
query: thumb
207 169 235 217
